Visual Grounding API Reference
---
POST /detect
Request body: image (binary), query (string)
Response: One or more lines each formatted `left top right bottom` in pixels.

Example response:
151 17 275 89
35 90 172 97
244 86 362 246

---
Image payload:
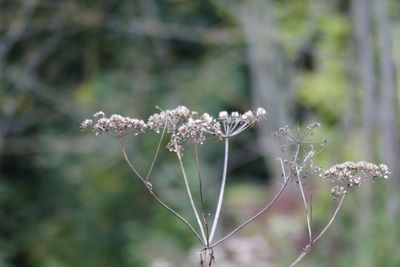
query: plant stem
289 194 346 267
209 138 229 243
118 138 147 184
194 144 210 245
277 157 288 183
145 125 166 182
118 138 205 245
211 177 289 247
177 154 207 244
296 164 312 243
292 144 312 242
296 147 316 244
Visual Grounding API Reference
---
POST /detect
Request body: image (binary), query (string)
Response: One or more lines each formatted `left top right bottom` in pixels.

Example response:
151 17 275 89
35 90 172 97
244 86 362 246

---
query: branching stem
289 194 346 267
118 138 205 245
145 125 166 182
296 164 312 243
194 144 210 246
177 154 207 244
211 177 289 247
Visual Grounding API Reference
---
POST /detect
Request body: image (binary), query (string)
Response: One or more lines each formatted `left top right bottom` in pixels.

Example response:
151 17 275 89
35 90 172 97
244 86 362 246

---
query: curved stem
177 154 207 244
118 139 205 245
149 189 205 246
119 139 147 183
209 138 229 243
211 177 289 247
289 194 346 267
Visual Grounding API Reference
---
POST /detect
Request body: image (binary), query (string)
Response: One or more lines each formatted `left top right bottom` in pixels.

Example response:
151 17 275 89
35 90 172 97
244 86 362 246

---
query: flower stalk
209 137 229 244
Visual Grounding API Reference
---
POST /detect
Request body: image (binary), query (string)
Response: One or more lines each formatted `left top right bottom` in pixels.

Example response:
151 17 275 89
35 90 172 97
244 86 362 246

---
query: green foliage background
1 0 399 266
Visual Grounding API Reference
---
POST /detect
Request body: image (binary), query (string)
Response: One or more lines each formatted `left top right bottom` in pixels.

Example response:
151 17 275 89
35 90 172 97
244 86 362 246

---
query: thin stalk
285 142 312 243
148 189 205 246
209 138 229 243
211 177 289 247
119 139 147 184
296 147 315 244
296 164 313 243
118 139 205 245
289 194 346 267
145 125 166 182
277 157 288 183
177 154 207 244
293 143 312 242
194 144 210 245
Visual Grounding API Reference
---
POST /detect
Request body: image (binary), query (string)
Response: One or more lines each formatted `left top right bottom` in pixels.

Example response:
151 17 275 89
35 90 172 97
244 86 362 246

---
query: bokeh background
1 0 399 266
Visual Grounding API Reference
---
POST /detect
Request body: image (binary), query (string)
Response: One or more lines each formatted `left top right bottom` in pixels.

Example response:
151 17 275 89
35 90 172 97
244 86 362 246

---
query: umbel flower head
147 106 191 133
315 161 391 198
218 107 266 137
166 112 222 155
80 111 147 137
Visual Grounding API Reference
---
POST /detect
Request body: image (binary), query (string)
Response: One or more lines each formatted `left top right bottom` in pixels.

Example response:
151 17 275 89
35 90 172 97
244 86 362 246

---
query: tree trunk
352 0 376 162
375 0 399 181
351 0 376 266
239 1 292 178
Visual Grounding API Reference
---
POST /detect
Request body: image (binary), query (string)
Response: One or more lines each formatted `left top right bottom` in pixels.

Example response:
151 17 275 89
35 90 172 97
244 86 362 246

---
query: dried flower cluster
219 108 266 137
273 121 321 138
81 106 266 155
80 111 147 137
167 113 222 155
315 161 390 198
147 106 191 133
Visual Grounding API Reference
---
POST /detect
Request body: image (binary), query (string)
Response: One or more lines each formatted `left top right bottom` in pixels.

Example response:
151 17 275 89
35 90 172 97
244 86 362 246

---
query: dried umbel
167 113 222 155
80 111 147 137
164 107 266 155
219 107 266 137
147 105 191 133
315 161 390 198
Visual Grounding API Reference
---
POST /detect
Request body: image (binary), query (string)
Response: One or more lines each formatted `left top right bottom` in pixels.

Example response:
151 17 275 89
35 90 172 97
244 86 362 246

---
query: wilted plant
81 106 389 267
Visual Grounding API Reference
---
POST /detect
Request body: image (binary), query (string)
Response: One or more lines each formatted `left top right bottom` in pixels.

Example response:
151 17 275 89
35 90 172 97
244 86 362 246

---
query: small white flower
80 119 93 129
94 111 105 119
256 107 266 116
231 112 240 118
219 111 228 120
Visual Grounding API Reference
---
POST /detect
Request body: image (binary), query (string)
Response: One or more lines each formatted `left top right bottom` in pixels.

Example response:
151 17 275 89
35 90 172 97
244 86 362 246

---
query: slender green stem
209 138 229 243
177 154 207 244
194 144 210 245
289 194 346 267
118 139 205 245
145 125 166 182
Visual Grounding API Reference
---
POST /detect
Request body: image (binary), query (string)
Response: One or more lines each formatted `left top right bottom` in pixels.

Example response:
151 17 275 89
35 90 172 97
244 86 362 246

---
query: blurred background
0 0 399 266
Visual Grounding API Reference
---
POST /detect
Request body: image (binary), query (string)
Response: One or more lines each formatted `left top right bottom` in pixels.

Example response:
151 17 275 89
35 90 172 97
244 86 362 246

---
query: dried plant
81 106 389 267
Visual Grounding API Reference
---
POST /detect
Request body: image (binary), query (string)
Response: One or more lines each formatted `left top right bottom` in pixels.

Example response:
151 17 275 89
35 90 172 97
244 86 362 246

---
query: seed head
147 106 191 133
166 112 222 155
316 161 390 198
81 111 147 137
218 107 266 137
